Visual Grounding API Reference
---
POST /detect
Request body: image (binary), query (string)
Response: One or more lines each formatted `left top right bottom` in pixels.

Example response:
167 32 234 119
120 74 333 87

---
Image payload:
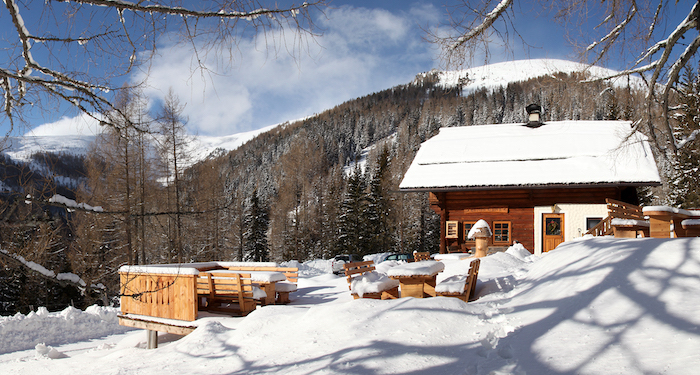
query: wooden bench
343 260 399 300
436 258 480 302
224 266 299 304
196 272 258 316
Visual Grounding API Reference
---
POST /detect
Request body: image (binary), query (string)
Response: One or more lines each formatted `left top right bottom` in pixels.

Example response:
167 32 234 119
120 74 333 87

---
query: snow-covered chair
436 258 480 302
274 267 299 304
344 260 399 300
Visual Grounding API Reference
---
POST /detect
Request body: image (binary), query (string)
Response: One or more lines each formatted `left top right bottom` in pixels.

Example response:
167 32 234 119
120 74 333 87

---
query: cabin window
493 221 511 243
463 221 476 242
586 217 603 230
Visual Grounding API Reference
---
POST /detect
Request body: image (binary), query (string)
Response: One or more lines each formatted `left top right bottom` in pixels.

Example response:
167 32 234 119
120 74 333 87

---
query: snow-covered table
643 206 700 238
205 270 287 305
387 261 445 298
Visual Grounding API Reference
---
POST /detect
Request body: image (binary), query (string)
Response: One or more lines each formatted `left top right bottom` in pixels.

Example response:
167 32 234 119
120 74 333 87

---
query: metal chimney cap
525 104 543 128
526 103 541 115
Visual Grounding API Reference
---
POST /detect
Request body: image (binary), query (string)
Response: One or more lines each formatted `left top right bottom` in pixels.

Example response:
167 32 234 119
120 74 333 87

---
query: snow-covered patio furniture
436 258 480 302
196 271 258 315
344 260 399 299
205 269 286 306
274 267 299 304
643 206 700 238
219 265 298 304
387 260 445 298
682 219 700 237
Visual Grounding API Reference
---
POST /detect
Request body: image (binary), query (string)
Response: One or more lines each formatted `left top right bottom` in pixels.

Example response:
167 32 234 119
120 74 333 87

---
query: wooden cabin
399 119 661 255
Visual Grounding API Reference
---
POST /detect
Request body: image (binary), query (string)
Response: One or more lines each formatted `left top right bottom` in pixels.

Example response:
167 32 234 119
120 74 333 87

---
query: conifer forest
1 67 699 314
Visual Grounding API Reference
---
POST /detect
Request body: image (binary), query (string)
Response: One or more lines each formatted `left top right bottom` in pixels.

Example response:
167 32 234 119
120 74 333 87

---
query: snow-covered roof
399 120 661 191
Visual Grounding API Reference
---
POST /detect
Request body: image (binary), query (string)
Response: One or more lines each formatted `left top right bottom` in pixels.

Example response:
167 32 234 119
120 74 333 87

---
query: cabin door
543 213 565 252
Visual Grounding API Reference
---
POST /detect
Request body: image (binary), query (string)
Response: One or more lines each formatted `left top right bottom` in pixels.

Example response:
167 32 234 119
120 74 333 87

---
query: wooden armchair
343 260 399 300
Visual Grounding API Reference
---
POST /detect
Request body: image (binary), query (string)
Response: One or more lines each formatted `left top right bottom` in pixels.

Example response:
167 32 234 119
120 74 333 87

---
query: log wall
430 187 624 254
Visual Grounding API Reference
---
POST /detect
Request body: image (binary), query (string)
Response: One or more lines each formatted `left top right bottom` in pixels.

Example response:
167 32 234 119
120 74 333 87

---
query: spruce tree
336 163 369 256
366 145 393 253
243 189 270 262
670 65 700 208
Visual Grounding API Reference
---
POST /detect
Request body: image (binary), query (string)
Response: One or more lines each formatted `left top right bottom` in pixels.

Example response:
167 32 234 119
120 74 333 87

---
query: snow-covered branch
0 248 94 290
448 0 513 52
0 0 324 135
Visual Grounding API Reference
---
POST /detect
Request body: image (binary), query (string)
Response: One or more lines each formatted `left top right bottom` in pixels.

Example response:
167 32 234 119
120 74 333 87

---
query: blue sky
5 1 692 138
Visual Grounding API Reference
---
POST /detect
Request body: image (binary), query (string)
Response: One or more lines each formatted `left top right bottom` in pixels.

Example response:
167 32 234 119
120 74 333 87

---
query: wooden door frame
542 213 565 252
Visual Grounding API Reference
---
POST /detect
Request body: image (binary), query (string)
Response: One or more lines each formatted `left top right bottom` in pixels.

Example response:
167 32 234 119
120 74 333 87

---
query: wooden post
474 236 490 258
469 220 492 258
147 329 158 349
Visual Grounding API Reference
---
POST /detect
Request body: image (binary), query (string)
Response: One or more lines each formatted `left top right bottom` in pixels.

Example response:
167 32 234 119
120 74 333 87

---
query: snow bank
281 259 332 277
5 238 700 375
0 305 133 354
505 242 535 261
363 252 393 264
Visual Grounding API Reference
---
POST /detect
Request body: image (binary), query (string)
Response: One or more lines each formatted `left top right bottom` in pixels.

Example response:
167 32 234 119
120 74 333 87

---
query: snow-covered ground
2 237 700 374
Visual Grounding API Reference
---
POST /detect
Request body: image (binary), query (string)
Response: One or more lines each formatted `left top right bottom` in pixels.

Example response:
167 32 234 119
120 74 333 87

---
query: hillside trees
273 130 330 261
69 87 157 294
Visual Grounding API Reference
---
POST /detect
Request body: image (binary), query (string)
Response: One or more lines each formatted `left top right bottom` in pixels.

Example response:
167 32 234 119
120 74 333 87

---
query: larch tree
156 89 191 263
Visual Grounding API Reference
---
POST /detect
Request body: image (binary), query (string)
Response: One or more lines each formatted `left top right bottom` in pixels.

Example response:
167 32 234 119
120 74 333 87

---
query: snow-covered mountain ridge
421 58 644 94
2 58 637 167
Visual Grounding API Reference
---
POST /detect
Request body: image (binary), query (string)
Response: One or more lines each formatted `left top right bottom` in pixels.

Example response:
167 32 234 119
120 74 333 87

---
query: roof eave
398 181 662 193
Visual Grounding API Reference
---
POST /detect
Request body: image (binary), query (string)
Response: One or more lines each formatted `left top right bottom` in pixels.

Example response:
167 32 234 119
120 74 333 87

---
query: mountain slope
2 58 640 167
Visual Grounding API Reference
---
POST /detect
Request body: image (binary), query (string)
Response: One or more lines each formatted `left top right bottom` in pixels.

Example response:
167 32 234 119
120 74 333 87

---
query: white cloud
25 112 103 137
133 4 441 136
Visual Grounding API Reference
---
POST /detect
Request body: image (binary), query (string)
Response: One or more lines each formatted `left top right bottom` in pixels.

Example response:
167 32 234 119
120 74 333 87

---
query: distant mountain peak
415 58 643 94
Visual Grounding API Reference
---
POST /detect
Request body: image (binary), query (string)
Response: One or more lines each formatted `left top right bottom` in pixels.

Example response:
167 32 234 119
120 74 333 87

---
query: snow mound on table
350 272 399 297
386 260 445 277
0 305 132 354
